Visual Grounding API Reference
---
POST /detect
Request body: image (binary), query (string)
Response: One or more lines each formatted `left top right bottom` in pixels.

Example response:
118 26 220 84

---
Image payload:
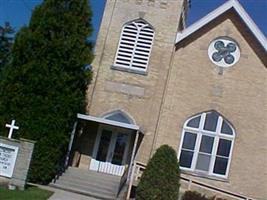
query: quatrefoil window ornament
208 37 240 67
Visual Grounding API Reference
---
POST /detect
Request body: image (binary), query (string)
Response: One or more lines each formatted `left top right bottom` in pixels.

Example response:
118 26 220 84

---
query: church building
54 0 267 199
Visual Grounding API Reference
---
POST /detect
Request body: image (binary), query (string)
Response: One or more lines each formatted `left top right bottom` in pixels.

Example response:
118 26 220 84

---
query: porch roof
77 113 140 131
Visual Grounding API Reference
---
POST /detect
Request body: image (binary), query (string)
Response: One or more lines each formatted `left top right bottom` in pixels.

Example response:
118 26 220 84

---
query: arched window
114 19 155 73
103 110 135 125
178 111 235 178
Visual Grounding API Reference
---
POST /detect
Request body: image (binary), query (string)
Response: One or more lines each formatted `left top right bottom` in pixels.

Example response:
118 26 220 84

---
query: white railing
133 161 146 183
179 176 256 200
129 161 256 200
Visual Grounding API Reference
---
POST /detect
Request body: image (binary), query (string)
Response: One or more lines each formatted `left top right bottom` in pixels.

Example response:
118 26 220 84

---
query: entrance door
90 126 131 176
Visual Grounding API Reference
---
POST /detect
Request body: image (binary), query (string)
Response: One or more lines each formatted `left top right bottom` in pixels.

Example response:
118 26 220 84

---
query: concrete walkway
48 188 100 200
28 183 100 200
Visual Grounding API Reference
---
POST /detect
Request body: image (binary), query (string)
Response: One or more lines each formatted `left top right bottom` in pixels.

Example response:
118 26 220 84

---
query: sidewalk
28 183 100 200
48 188 100 200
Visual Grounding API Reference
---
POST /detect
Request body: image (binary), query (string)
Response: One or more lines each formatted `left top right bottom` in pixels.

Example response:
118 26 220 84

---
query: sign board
0 143 18 178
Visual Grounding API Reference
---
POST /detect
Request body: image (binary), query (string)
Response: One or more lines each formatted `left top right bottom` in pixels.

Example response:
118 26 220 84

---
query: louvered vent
114 19 154 72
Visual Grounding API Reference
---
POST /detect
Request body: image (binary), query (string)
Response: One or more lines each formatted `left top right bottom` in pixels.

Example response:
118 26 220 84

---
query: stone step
64 171 120 186
50 182 116 200
53 179 116 197
57 175 119 193
67 167 121 177
66 167 121 182
50 167 124 200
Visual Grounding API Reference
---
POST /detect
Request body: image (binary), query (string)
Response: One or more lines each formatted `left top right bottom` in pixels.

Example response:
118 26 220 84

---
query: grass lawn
0 186 53 200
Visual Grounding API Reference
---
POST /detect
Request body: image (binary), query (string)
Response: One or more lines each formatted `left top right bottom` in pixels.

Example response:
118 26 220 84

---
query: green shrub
136 145 180 200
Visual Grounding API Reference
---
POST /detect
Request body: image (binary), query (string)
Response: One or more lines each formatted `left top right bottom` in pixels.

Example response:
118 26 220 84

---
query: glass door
111 133 130 165
95 130 113 162
90 126 131 176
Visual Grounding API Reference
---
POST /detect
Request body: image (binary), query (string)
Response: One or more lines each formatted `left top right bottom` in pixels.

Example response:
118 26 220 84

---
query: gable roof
176 0 267 51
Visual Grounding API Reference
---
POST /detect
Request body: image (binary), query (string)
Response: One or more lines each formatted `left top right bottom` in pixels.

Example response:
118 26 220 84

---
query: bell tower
86 0 189 163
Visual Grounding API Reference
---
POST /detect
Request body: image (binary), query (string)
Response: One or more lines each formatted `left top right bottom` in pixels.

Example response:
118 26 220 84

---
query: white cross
5 120 19 139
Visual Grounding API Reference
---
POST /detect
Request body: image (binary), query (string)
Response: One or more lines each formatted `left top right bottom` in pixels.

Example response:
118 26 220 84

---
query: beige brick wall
85 1 266 199
86 0 185 163
155 14 267 199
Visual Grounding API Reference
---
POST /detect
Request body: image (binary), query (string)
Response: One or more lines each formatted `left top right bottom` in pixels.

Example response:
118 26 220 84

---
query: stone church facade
67 0 266 199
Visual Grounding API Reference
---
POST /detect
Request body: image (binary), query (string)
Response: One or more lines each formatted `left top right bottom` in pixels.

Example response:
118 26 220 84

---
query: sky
0 0 266 42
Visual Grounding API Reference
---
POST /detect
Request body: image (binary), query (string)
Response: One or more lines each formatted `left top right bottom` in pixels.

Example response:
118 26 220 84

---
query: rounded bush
136 145 180 200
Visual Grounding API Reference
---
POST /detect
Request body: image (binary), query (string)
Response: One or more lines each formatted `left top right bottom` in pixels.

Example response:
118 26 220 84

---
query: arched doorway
89 111 137 176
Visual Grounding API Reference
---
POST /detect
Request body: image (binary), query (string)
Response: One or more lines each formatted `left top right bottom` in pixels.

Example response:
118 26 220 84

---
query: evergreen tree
0 22 14 71
0 0 93 183
136 145 180 200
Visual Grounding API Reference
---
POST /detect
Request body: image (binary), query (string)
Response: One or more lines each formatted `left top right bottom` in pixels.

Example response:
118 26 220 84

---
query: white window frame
178 112 235 179
113 19 155 74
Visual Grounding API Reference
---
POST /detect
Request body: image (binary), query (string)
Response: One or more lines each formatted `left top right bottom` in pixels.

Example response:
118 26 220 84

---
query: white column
126 162 136 200
127 130 140 182
126 130 140 200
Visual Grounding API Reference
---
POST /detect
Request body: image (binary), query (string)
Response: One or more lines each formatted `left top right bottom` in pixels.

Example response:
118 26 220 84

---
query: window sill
111 65 148 76
181 169 229 183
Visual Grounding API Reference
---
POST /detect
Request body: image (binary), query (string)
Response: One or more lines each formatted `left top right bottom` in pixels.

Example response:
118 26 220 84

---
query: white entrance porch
67 111 142 179
54 111 142 199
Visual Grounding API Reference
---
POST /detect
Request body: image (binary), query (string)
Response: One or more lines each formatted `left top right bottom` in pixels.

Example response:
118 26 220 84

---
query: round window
208 37 240 67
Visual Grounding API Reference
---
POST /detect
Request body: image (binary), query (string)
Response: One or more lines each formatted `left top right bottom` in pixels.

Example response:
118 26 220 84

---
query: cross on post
5 120 19 139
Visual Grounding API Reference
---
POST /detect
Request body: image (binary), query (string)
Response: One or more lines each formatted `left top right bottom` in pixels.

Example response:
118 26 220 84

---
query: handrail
53 122 78 183
117 165 129 197
180 177 255 200
53 154 68 183
132 162 256 200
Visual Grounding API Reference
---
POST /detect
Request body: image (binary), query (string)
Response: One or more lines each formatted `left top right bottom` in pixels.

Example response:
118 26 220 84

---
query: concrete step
66 167 121 182
63 171 120 187
50 182 116 200
64 168 120 187
52 180 115 197
50 167 123 200
57 175 119 193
